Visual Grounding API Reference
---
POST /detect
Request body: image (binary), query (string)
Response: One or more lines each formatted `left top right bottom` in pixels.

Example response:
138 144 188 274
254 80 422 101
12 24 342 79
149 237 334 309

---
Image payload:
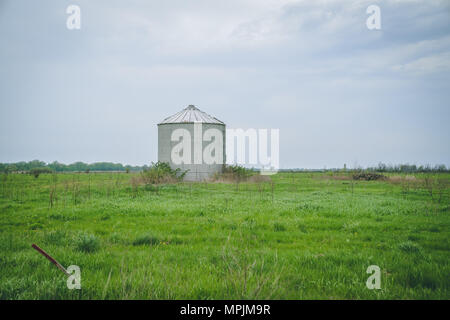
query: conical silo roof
158 105 225 125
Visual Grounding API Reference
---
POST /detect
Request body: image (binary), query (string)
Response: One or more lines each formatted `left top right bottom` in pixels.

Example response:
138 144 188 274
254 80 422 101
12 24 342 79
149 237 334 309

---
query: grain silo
158 105 226 181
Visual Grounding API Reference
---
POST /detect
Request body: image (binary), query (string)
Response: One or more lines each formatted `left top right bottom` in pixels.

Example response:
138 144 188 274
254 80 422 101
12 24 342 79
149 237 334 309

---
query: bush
75 233 100 253
133 233 160 246
141 161 187 185
352 172 386 181
213 164 254 182
29 167 53 178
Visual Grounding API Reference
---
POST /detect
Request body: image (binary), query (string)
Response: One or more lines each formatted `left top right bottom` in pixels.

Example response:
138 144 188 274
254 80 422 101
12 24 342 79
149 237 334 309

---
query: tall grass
0 171 448 299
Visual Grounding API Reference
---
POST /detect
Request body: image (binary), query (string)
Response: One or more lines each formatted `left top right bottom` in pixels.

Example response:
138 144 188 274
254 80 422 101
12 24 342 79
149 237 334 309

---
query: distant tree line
0 160 448 174
281 162 449 173
0 160 146 174
366 163 448 173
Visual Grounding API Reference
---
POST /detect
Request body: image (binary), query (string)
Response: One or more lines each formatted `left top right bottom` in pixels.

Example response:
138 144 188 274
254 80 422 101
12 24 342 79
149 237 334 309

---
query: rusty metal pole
32 244 70 276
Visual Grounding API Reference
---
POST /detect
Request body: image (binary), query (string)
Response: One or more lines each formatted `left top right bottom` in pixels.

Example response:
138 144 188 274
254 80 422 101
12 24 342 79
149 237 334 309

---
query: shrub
29 167 53 178
141 161 187 185
224 164 253 179
213 164 254 182
352 172 386 181
75 233 100 253
133 233 160 246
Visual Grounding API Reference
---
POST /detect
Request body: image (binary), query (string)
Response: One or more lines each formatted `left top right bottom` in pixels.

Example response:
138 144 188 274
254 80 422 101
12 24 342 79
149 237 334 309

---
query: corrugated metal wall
158 123 226 181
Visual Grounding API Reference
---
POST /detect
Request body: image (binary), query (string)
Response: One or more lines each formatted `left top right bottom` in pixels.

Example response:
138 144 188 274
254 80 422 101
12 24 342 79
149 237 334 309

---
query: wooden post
32 244 70 276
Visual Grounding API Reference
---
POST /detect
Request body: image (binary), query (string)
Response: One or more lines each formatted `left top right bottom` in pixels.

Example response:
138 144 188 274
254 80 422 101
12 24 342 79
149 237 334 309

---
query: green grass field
0 172 448 299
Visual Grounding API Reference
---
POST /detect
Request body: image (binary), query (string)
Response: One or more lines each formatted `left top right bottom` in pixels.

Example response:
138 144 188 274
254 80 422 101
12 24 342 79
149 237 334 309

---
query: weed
75 233 100 253
132 233 160 246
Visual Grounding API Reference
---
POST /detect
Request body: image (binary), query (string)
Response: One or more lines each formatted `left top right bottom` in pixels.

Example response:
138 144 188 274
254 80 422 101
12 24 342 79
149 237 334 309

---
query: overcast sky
0 0 449 168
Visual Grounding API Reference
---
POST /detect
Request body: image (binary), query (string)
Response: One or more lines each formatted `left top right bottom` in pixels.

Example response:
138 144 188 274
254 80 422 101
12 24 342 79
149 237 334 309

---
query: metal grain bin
158 105 226 181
